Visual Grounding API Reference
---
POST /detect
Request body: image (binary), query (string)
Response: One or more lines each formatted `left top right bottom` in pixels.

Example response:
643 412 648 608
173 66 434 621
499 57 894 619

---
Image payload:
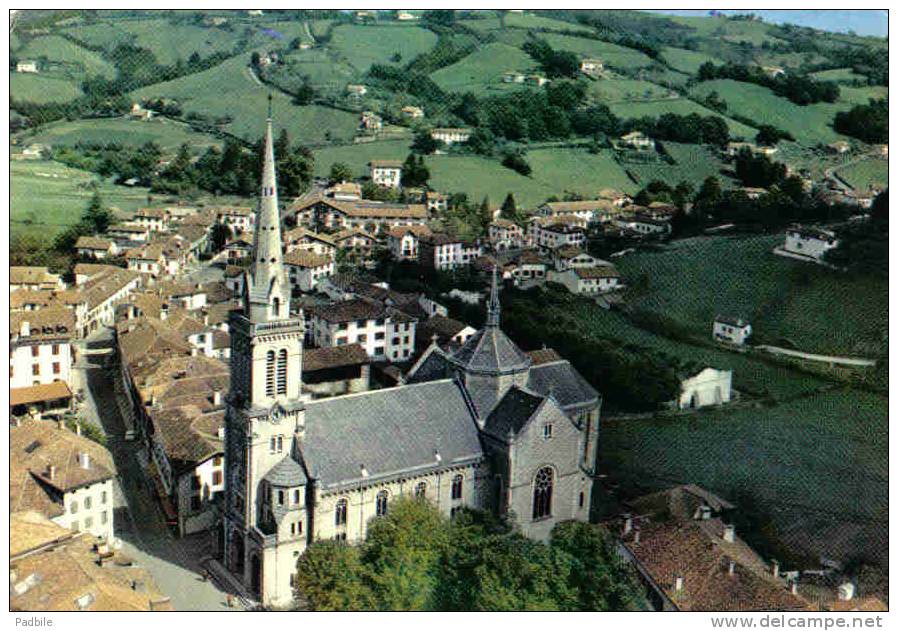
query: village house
502 70 526 83
106 223 151 243
75 236 119 260
222 235 253 263
740 187 768 200
359 110 382 132
283 226 337 257
306 298 418 362
674 367 733 410
73 263 120 287
346 83 368 96
132 208 171 233
777 225 839 263
531 220 588 252
488 219 525 250
430 127 472 146
369 159 403 189
130 102 154 121
762 65 786 78
525 74 550 87
10 309 76 419
284 251 335 293
10 266 65 293
552 247 599 272
425 191 449 212
396 11 417 21
401 105 424 119
155 281 207 311
290 195 428 234
388 224 432 261
419 233 484 271
619 130 654 150
549 265 622 295
713 316 752 346
827 140 851 155
615 214 672 236
331 228 380 257
10 419 117 542
415 314 477 350
16 60 39 73
9 511 172 611
213 206 254 235
618 485 811 611
580 58 604 76
726 141 778 158
301 344 371 400
20 143 49 159
538 199 626 224
80 268 142 337
325 181 363 201
506 251 548 286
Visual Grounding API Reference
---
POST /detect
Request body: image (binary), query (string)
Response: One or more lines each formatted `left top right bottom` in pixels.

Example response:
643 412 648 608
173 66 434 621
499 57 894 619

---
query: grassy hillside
588 79 673 103
615 234 888 357
17 35 117 79
10 73 82 104
809 67 868 83
689 79 847 145
267 48 356 94
17 117 222 153
526 147 637 196
312 139 413 178
834 158 888 194
11 159 150 241
329 24 438 73
131 53 358 143
541 33 654 69
461 13 594 35
430 42 537 94
425 154 561 208
622 142 736 189
607 98 757 139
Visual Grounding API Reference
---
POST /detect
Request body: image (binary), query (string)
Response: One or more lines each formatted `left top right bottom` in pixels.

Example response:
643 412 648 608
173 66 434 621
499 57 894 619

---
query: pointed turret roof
449 266 530 375
246 99 289 322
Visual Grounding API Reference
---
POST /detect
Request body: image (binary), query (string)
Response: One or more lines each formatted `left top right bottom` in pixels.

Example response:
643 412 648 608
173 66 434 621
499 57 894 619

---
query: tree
296 541 374 611
755 124 794 146
329 162 352 184
500 193 517 220
834 99 888 143
411 130 442 155
210 222 233 252
501 152 531 176
83 191 113 234
694 176 722 212
400 154 430 188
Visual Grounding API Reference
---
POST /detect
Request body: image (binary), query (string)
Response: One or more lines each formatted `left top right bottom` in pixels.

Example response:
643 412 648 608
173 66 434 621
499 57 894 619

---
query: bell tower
223 101 307 595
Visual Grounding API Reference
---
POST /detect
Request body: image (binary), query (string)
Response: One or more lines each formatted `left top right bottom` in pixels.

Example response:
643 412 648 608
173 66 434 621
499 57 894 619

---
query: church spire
486 265 501 327
246 99 289 322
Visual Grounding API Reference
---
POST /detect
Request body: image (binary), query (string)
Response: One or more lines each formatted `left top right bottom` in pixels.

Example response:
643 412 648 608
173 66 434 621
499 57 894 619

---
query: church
222 111 603 608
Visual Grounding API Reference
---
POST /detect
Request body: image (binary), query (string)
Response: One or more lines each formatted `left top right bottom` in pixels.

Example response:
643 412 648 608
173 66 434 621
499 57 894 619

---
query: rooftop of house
135 207 168 219
291 195 428 219
283 250 333 268
307 297 416 325
73 263 121 279
715 315 750 328
369 159 404 168
212 206 253 217
10 381 74 408
150 405 224 474
107 224 148 234
527 348 563 365
284 226 337 246
541 199 617 213
787 225 837 241
10 307 76 342
416 314 471 345
80 268 139 311
303 343 370 372
75 236 114 250
387 224 432 239
573 265 620 280
11 266 61 286
10 511 172 612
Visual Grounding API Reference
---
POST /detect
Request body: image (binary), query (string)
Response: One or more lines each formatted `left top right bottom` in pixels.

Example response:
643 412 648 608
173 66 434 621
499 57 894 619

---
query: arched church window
335 499 348 526
265 350 275 397
276 349 288 395
414 482 427 499
375 490 388 517
532 467 554 520
451 475 463 500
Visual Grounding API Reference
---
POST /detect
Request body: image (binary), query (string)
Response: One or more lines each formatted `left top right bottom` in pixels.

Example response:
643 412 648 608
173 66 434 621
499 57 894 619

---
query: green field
312 139 413 178
11 159 150 241
132 53 359 144
607 98 757 139
540 33 654 69
667 14 784 47
17 35 117 79
601 388 887 568
17 117 222 153
689 79 848 144
526 147 637 196
430 42 537 94
660 46 722 74
10 73 83 104
622 142 735 189
834 158 888 194
810 67 868 83
328 24 437 73
838 85 889 106
615 234 888 358
588 79 673 103
461 13 594 35
268 48 356 93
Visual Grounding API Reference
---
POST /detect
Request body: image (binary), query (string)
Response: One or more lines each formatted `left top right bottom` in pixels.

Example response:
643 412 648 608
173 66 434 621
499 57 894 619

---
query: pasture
660 46 722 74
621 142 734 189
526 147 637 197
311 140 413 178
17 117 222 153
328 24 438 73
540 33 654 69
607 98 757 139
430 42 537 94
16 35 117 79
10 73 82 104
587 79 673 103
460 13 595 35
835 158 888 194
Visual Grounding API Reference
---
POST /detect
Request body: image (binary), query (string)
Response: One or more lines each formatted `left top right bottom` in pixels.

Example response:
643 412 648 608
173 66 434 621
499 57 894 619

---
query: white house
615 214 672 236
549 266 621 295
16 60 39 73
387 225 432 261
360 111 382 131
106 223 151 242
346 84 368 96
425 191 448 212
75 236 119 260
778 226 839 262
713 316 752 346
306 299 417 363
580 58 604 75
369 160 403 189
10 309 76 416
284 251 335 293
488 219 524 251
283 227 337 257
419 233 483 271
619 130 654 150
532 221 587 252
401 105 424 119
430 127 472 146
132 208 170 233
552 247 599 272
675 367 732 410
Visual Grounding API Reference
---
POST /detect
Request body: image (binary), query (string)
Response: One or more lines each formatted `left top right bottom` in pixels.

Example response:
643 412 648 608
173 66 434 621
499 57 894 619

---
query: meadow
328 24 438 73
312 139 413 178
587 79 673 103
131 53 358 144
834 158 888 194
607 98 757 139
660 46 722 74
15 35 117 79
614 234 888 358
10 73 83 104
622 142 736 189
429 42 537 94
540 33 654 69
17 117 223 154
11 159 150 241
460 13 595 35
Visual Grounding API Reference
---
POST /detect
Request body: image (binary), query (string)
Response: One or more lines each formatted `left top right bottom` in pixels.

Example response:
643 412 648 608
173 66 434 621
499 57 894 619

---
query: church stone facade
222 113 603 608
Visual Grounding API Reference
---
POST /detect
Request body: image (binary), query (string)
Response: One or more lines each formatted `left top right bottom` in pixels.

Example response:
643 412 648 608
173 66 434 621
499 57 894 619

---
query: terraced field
131 53 358 144
328 24 438 73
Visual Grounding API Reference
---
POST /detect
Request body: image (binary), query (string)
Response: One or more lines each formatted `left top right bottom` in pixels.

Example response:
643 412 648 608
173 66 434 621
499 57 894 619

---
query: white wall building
549 266 622 295
368 160 403 189
713 316 752 346
284 251 335 293
307 299 417 362
675 367 732 410
780 226 839 262
430 127 472 146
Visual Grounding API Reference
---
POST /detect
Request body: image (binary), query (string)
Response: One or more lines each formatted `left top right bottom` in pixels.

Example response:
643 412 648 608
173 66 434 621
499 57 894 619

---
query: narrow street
83 328 243 611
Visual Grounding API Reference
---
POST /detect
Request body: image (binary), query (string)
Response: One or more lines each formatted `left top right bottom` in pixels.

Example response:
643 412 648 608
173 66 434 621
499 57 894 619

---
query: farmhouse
401 105 424 118
525 74 550 87
16 60 38 73
674 367 733 410
619 130 654 150
580 58 604 75
827 140 851 155
346 84 368 96
431 127 472 145
549 265 621 295
713 316 752 346
777 225 839 262
762 65 786 78
360 111 382 131
368 159 403 189
502 71 526 83
727 142 778 157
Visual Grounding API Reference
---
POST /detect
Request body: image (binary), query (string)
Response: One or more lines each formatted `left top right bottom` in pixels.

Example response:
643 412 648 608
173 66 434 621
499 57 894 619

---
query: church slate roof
449 326 532 375
483 387 545 439
300 379 482 490
527 360 600 410
264 456 308 486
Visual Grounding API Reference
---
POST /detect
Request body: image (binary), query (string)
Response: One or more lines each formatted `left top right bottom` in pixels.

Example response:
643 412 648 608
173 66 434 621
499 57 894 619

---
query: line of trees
697 62 840 105
295 498 644 611
833 99 888 143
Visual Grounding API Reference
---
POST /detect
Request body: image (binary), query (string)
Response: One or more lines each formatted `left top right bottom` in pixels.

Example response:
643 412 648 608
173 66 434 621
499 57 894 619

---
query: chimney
48 465 57 480
838 582 855 601
722 524 735 543
771 559 780 578
674 576 684 592
728 560 736 576
79 452 91 470
360 464 369 478
20 320 30 337
622 513 633 536
434 449 442 463
212 390 222 406
633 527 641 544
